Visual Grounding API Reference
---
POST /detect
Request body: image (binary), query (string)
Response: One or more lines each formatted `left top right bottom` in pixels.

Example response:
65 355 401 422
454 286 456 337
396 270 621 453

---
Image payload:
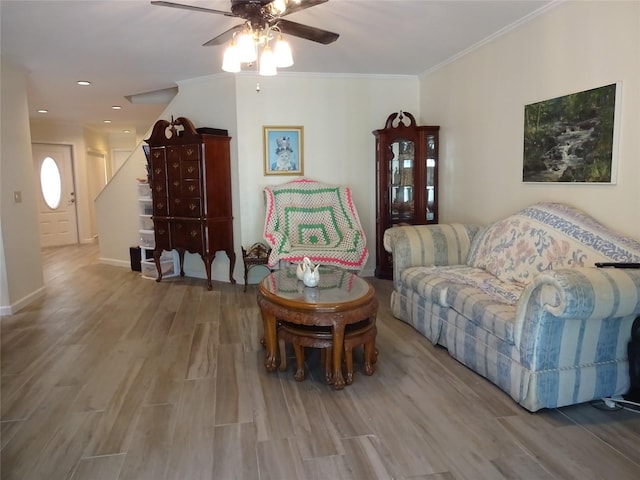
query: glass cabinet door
389 140 415 224
425 134 436 221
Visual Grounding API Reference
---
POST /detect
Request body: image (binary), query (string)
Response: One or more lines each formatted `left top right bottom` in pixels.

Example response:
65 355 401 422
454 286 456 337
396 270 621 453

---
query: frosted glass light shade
222 43 241 72
271 0 286 14
237 32 257 63
259 46 277 76
274 36 293 68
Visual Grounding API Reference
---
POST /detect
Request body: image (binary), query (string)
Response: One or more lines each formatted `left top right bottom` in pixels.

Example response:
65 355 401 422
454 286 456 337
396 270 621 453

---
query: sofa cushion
400 266 522 344
444 282 517 345
401 265 524 306
467 202 640 287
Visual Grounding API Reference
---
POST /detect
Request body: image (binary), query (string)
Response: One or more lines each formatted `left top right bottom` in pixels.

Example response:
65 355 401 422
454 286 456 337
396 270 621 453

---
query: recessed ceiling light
77 80 91 86
111 105 122 110
103 120 112 124
123 130 131 134
37 109 48 114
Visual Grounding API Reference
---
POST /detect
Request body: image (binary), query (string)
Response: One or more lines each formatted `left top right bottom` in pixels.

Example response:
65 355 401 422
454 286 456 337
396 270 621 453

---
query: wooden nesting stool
278 318 377 385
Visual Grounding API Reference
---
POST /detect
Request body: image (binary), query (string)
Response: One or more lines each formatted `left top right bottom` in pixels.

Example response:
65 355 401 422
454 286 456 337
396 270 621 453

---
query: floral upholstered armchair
263 178 369 272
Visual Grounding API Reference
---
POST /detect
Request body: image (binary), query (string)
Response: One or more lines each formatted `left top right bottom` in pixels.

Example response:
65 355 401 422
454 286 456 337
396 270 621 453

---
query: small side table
242 242 272 292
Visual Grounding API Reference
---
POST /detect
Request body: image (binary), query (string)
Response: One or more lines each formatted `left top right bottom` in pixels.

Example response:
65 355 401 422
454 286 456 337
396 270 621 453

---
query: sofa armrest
383 224 481 285
514 267 640 348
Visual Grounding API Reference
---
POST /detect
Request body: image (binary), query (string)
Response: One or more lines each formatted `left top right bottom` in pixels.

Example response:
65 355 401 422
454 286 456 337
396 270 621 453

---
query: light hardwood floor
1 244 639 480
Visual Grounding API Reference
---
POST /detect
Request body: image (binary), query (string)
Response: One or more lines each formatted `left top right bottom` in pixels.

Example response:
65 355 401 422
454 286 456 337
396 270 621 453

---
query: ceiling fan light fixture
222 41 241 72
153 0 340 80
259 46 277 76
274 35 293 68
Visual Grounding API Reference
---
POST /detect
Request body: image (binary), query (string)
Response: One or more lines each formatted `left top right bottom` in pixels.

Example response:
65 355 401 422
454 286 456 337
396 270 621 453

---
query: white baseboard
99 257 131 269
0 285 46 315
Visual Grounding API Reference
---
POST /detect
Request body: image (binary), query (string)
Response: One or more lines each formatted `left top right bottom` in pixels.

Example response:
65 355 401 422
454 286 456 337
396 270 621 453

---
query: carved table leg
293 343 305 381
331 323 346 390
363 337 376 376
322 348 334 384
258 303 278 372
344 344 354 385
278 337 287 372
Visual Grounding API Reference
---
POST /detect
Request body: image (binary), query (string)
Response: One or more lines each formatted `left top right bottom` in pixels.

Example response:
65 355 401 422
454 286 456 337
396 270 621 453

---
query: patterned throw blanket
263 178 369 271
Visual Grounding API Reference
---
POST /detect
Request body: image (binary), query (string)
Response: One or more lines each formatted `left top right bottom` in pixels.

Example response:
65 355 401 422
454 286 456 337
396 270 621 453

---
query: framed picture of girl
263 126 304 176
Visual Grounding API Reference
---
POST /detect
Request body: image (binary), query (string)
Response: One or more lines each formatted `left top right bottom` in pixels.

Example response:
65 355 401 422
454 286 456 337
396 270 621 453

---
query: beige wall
95 73 419 280
95 140 148 265
0 58 45 313
419 1 640 239
234 73 419 277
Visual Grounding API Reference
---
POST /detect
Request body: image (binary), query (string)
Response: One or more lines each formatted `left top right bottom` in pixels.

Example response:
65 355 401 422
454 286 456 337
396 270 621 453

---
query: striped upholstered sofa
383 202 640 411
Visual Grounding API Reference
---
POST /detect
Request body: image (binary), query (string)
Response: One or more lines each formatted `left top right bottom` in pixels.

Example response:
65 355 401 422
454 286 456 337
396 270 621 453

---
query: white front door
32 143 78 247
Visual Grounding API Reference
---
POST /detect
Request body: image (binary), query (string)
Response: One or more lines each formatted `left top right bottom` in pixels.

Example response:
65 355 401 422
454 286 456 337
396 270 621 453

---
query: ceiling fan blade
150 1 236 17
280 0 328 16
202 24 244 46
277 19 339 44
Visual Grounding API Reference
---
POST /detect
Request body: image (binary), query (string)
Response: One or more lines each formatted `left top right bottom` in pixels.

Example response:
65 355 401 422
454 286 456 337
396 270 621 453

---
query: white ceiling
0 0 554 135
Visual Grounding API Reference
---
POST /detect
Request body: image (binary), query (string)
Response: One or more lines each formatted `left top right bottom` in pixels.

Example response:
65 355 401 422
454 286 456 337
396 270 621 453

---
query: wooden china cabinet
145 116 236 290
373 111 439 279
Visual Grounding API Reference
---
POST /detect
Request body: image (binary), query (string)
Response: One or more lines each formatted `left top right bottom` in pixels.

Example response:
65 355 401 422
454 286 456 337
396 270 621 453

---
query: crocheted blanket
263 178 369 271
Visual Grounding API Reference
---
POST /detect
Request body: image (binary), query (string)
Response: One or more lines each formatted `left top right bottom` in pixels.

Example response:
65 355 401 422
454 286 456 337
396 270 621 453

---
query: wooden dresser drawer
181 160 200 179
153 220 171 250
171 221 203 252
171 197 201 217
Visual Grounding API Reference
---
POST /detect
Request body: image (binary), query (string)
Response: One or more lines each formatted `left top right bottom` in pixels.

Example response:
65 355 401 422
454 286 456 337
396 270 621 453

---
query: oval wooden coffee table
257 266 378 390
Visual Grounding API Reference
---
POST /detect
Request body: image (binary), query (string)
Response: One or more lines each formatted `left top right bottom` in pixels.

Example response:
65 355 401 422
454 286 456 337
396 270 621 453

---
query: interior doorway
32 143 79 247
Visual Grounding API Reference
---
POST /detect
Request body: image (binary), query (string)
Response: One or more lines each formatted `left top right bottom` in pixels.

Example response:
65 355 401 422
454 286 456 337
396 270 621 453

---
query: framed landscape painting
522 83 619 183
263 126 304 176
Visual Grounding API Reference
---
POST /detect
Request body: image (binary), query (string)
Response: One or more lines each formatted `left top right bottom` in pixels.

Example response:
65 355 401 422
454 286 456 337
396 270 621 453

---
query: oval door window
40 156 62 209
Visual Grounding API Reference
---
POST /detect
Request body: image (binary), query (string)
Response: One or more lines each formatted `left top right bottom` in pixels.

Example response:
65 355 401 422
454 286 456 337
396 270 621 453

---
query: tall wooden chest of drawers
145 116 235 290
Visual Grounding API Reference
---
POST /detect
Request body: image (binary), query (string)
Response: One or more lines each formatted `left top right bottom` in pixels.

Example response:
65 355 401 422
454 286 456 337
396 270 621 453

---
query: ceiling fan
150 0 339 46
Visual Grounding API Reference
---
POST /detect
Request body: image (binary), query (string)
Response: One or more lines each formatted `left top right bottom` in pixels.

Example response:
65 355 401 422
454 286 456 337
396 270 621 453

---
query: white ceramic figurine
303 259 320 288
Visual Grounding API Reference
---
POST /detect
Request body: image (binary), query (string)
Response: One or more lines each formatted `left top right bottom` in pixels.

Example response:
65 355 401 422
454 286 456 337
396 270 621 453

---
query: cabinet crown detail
383 110 417 130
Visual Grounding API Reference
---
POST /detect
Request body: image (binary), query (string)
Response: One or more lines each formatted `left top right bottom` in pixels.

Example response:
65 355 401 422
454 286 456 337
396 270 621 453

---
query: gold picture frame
263 125 304 176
